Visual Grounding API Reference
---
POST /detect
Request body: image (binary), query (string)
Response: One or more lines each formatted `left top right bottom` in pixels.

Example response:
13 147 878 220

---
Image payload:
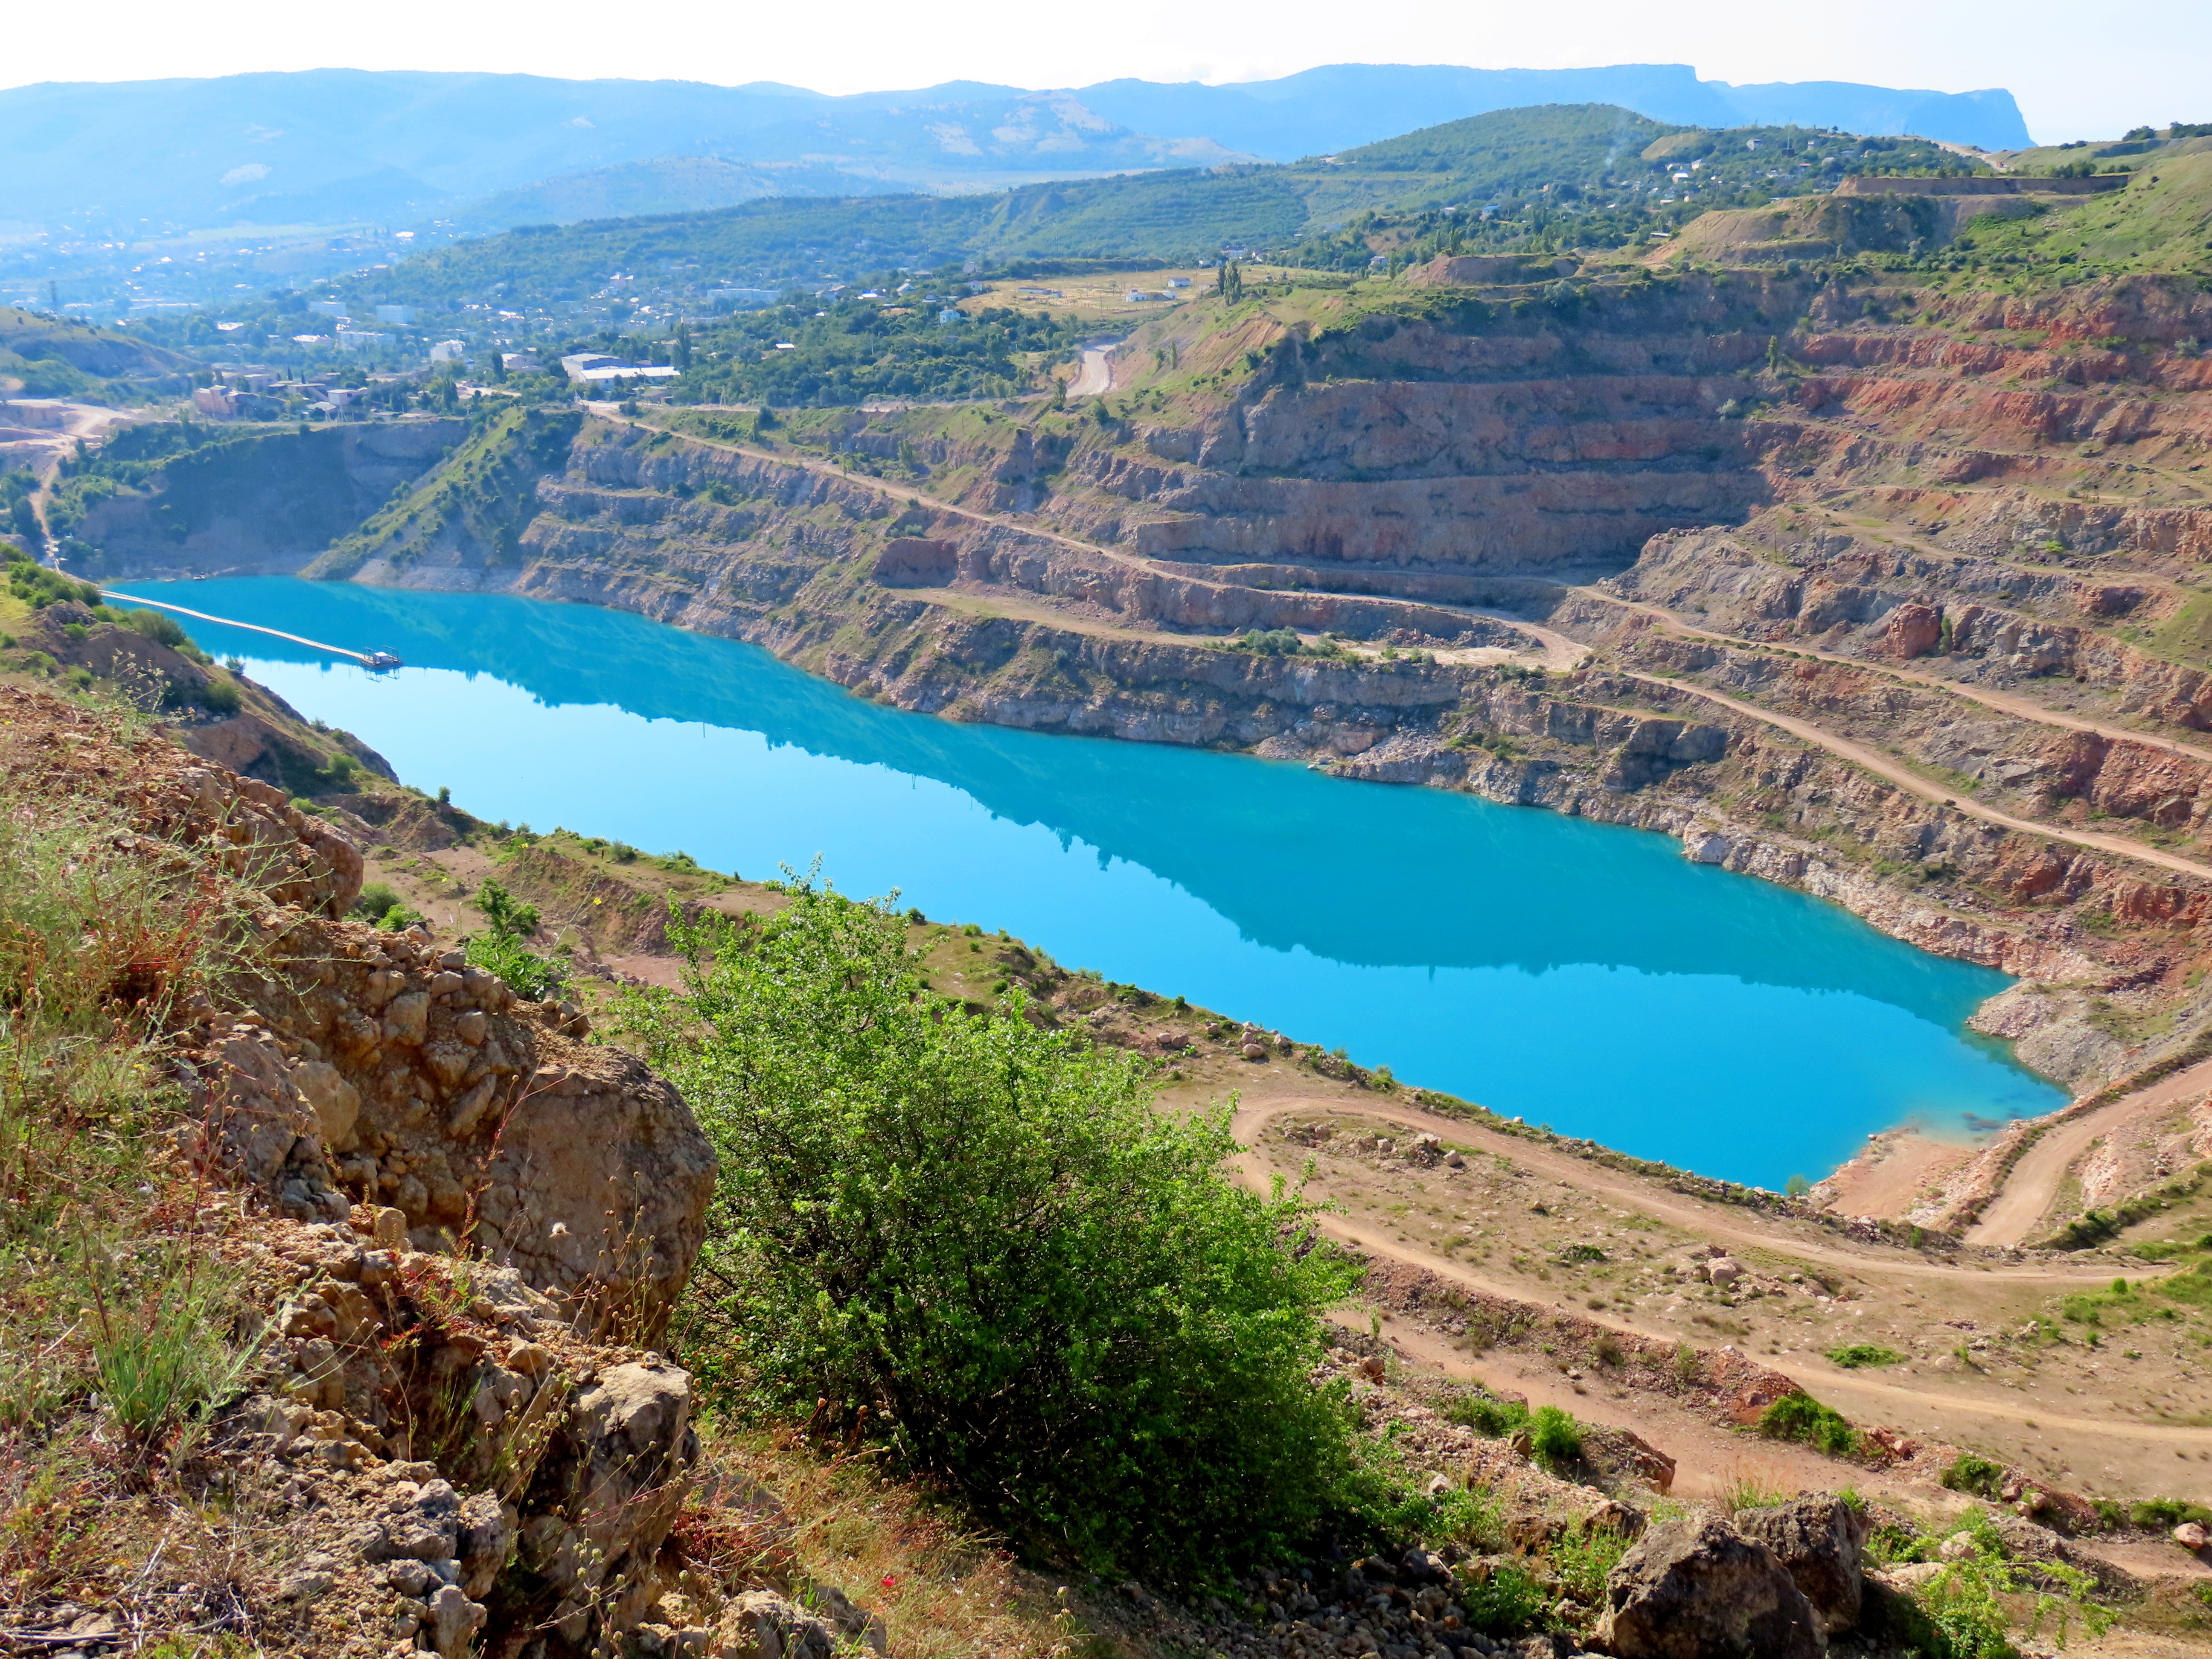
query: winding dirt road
1967 1055 2212 1248
1229 1092 2212 1462
1230 1094 2144 1287
1615 667 2212 885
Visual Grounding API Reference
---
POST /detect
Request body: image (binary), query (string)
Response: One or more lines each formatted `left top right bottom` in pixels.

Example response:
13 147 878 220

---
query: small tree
624 880 1358 1575
466 879 560 1000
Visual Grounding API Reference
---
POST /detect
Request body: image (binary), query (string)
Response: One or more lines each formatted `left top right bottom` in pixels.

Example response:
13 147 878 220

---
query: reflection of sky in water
136 577 2065 1187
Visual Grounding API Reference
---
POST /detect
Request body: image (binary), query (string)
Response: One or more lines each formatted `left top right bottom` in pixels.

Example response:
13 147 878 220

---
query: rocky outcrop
3 683 724 1659
212 1217 702 1659
1596 1515 1826 1659
3 679 365 919
189 930 716 1340
1735 1496 1871 1635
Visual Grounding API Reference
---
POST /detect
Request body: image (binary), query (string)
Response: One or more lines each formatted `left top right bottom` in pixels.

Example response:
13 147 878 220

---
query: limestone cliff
1 685 720 1659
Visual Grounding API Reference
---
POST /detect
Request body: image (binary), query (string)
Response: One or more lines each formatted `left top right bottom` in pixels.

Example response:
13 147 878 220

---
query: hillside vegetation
0 306 190 402
344 105 1976 312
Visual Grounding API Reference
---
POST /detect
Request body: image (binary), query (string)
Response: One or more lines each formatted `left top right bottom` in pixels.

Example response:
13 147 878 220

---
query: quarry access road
1613 666 2212 885
1229 1094 2212 1463
1573 585 2212 772
1966 1053 2212 1249
1229 1094 2150 1287
620 413 1572 664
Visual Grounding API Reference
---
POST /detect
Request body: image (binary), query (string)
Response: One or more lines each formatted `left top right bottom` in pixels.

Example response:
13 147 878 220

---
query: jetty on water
101 591 403 670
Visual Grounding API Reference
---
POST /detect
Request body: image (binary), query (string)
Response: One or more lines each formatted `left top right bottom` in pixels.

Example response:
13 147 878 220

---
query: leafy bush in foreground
625 879 1358 1575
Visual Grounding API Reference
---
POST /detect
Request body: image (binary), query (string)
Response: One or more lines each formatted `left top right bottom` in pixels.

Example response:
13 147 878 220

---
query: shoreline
144 570 2075 1220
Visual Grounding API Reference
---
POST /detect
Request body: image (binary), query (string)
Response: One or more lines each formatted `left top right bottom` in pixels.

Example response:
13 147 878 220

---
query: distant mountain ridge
0 64 2030 238
1074 64 2028 161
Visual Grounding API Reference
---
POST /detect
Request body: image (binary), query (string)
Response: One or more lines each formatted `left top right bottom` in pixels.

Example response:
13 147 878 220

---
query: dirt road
1068 346 1115 397
1616 668 2212 885
1968 1056 2212 1248
1229 1094 2145 1287
1228 1093 2212 1487
1576 585 2212 771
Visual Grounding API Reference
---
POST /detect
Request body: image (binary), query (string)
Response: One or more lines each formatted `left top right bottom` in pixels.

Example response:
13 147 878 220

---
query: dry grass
0 696 297 1645
673 1421 1131 1659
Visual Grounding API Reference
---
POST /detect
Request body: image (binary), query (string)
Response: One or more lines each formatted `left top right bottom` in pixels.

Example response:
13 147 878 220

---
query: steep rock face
195 928 715 1342
1063 282 1802 582
1596 1515 1826 1659
5 683 715 1337
63 419 467 579
5 684 716 1659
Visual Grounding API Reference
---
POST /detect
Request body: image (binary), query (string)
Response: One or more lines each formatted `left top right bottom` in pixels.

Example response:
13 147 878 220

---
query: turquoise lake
130 576 2066 1187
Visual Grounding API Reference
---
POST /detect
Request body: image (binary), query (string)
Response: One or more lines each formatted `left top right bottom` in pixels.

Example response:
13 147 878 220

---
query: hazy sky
10 0 2208 144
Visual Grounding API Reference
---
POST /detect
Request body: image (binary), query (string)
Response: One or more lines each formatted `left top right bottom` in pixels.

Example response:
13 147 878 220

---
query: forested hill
349 105 1976 307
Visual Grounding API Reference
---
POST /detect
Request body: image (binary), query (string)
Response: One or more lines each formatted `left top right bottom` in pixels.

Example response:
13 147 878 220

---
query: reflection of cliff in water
156 578 2005 1018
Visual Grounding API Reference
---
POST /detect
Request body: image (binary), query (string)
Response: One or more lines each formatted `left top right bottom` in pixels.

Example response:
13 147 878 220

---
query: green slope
1954 152 2212 276
0 307 193 402
351 104 1979 309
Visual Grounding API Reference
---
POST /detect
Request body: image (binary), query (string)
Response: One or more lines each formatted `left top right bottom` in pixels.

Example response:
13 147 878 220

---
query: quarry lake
137 576 2066 1187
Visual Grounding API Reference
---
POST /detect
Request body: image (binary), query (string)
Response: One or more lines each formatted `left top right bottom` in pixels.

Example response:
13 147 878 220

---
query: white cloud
218 161 270 186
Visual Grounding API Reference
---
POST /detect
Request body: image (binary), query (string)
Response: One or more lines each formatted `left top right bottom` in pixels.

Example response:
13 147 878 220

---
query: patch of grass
1759 1392 1859 1457
1441 1389 1530 1439
1722 1473 1789 1513
1825 1343 1904 1368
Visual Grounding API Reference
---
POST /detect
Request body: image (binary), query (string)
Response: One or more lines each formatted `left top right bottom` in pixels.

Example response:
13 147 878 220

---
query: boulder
1595 1515 1825 1659
712 1590 842 1659
518 1361 699 1650
1737 1495 1870 1634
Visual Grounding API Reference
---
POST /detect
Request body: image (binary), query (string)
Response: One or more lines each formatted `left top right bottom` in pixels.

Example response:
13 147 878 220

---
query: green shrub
1443 1390 1530 1438
1529 1404 1583 1467
1941 1451 2005 1499
2129 1496 2212 1529
1334 1434 1505 1553
1761 1391 1858 1456
6 558 101 611
119 607 189 650
1458 1562 1545 1636
198 675 242 716
466 934 558 996
1826 1343 1904 1368
352 882 403 923
460 879 562 998
622 880 1358 1575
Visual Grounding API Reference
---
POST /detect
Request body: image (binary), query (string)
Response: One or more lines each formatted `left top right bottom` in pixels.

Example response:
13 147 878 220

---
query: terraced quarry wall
58 419 468 579
113 262 2212 1235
